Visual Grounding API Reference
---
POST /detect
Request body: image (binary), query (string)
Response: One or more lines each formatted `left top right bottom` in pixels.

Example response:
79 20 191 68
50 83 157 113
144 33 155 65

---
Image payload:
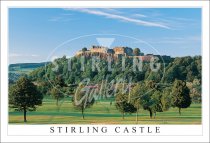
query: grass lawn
9 96 201 124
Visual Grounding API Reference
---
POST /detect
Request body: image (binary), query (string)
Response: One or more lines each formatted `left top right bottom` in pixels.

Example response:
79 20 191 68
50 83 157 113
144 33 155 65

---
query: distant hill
29 55 201 85
9 62 50 84
9 62 50 71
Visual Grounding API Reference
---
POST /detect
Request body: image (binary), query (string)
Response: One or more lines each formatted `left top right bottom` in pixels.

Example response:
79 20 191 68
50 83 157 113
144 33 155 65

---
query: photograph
8 8 202 125
1 1 210 142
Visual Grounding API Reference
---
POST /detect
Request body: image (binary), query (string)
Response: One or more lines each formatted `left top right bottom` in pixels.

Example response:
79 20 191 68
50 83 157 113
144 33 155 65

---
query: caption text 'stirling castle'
76 46 171 62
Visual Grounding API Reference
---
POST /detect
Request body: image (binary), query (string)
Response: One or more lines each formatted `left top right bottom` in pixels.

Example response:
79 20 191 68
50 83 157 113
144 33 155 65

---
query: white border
1 1 209 142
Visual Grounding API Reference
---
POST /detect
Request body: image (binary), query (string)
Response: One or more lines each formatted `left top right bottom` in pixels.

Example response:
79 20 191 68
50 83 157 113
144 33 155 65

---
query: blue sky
9 8 201 64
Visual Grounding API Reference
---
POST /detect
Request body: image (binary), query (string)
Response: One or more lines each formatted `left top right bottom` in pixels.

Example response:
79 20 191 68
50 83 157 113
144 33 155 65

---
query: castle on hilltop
75 46 171 62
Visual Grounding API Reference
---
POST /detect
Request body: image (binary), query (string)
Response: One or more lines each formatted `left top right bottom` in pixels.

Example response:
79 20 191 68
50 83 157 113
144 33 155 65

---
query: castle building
75 46 171 62
90 46 108 53
137 55 153 62
113 47 133 57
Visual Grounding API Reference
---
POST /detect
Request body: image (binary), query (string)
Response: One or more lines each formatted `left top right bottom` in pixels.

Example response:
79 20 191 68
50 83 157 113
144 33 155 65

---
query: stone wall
113 47 125 55
90 46 108 54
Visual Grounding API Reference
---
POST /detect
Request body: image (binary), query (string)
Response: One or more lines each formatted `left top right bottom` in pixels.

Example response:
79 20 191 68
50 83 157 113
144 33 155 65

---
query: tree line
9 55 201 122
115 80 191 123
29 55 201 103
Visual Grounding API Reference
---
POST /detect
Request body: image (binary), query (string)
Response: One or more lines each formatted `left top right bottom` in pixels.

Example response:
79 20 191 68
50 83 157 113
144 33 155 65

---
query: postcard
1 1 209 142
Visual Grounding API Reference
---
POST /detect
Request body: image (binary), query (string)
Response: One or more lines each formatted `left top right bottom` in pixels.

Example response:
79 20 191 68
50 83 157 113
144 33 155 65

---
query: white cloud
142 36 201 45
48 14 74 22
51 56 58 62
66 8 170 29
132 35 201 46
132 13 147 18
31 54 39 57
103 8 123 14
149 16 200 30
9 53 22 57
9 53 40 57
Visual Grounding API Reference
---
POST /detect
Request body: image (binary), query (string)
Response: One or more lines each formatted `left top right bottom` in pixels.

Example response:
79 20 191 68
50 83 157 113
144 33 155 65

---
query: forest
9 55 201 123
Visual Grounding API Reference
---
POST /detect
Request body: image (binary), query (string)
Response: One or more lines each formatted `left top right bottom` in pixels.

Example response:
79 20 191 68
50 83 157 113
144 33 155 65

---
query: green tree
50 87 64 106
161 87 172 111
54 75 65 87
171 80 191 115
133 48 140 56
72 87 95 119
50 75 65 106
163 65 179 83
37 80 50 95
130 83 145 123
151 90 163 118
151 90 171 118
140 92 155 119
131 81 168 119
82 47 87 52
190 79 201 103
27 55 201 89
115 93 137 119
9 76 43 122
